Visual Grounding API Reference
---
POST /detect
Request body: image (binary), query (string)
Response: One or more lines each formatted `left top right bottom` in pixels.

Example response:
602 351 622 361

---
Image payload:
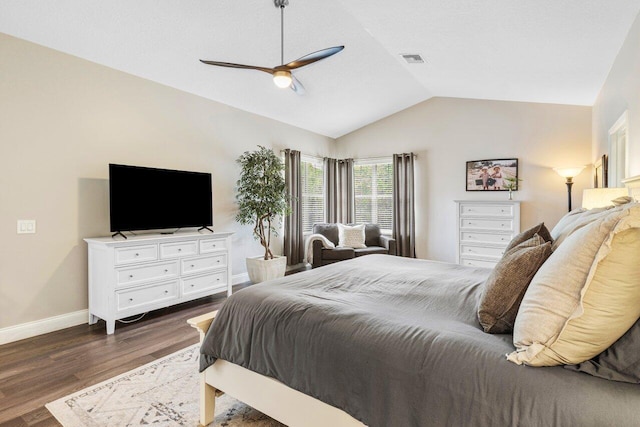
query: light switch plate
17 219 36 234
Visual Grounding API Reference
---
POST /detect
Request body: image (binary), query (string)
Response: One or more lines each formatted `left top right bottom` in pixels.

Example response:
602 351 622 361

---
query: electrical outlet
17 220 36 234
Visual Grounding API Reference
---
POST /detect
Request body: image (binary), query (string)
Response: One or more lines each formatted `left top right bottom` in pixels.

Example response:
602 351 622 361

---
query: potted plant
504 176 522 200
236 145 289 283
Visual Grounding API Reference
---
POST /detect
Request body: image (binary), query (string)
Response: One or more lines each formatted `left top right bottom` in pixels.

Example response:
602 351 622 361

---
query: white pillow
550 206 617 250
337 224 366 249
508 203 640 366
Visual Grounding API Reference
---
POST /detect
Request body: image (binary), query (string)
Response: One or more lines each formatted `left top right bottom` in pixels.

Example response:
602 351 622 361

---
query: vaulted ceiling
1 0 639 138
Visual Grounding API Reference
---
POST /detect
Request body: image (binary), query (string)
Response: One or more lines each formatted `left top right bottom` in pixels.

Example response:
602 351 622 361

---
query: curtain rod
280 150 417 160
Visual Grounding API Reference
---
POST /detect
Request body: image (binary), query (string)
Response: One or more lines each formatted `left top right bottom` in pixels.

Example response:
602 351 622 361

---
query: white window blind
301 155 325 233
354 159 393 231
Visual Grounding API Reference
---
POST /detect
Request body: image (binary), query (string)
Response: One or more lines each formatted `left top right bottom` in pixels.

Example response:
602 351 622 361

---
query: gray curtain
324 158 354 224
284 149 303 265
393 153 416 258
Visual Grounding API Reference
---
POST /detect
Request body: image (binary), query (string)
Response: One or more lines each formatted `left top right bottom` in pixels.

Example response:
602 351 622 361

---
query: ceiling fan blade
199 60 274 75
290 74 306 95
283 46 344 70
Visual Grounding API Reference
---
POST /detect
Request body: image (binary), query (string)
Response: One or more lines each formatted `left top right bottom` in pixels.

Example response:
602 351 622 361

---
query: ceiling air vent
401 54 425 64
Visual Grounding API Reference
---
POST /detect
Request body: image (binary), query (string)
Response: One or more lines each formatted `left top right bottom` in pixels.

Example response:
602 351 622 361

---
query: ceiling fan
200 0 344 95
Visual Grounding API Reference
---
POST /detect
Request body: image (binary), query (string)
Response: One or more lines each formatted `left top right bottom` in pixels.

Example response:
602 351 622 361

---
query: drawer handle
217 278 220 281
217 260 220 263
501 237 506 241
213 244 216 247
164 290 169 294
191 284 195 287
129 274 134 278
135 253 139 257
164 269 168 273
129 298 133 302
178 248 182 252
191 264 195 268
501 223 505 227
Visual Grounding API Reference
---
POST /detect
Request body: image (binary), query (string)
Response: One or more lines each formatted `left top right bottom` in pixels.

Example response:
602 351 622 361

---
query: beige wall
0 32 593 332
0 33 335 329
336 98 592 262
592 11 640 177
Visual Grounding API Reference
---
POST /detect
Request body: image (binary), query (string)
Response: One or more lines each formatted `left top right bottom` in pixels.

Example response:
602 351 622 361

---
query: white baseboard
1 276 250 346
233 272 250 285
0 309 88 346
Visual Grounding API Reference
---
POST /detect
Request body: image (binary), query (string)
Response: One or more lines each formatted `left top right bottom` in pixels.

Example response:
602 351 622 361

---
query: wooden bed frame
188 311 365 427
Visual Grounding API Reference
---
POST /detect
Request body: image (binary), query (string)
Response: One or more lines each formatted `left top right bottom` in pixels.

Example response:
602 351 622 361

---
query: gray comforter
200 255 640 427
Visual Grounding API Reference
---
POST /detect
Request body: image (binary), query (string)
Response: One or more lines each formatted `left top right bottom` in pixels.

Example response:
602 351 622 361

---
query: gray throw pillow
565 318 640 383
504 223 552 254
478 234 553 334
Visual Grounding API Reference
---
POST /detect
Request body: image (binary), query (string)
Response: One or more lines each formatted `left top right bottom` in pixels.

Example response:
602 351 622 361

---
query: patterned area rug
46 344 285 427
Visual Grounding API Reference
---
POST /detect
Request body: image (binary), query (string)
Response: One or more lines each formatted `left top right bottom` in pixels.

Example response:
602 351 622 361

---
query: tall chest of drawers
455 201 521 269
84 232 233 334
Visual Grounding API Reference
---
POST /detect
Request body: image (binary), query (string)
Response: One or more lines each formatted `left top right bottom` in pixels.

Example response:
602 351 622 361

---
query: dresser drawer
461 244 506 258
159 241 198 259
460 258 497 269
182 254 227 275
116 261 179 287
460 218 513 231
459 203 514 217
116 281 178 311
115 245 158 265
200 239 227 253
182 271 227 296
461 232 512 245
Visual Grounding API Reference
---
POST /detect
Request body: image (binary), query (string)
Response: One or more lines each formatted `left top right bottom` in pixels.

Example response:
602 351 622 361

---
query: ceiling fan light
273 70 292 88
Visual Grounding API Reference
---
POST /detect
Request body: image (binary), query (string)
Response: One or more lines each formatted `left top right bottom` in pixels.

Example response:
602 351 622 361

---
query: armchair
311 223 396 268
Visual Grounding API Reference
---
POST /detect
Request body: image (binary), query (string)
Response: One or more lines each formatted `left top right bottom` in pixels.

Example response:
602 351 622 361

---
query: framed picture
594 154 609 188
466 158 518 191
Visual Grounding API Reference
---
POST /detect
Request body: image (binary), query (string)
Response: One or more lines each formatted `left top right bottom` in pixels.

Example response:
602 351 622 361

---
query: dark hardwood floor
0 284 251 427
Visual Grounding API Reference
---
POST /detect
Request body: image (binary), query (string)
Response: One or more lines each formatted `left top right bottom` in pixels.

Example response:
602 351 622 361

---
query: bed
189 253 640 427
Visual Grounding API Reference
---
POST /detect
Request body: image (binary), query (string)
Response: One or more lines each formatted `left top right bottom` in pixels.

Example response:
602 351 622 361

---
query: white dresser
84 231 233 334
455 201 521 268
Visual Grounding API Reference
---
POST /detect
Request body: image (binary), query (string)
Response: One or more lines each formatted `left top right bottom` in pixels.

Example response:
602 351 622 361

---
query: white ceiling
1 0 639 138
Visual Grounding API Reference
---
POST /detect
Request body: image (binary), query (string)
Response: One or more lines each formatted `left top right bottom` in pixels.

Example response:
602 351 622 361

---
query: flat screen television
109 164 212 232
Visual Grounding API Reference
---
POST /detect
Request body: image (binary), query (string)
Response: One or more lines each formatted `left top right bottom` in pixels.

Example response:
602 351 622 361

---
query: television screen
109 164 212 232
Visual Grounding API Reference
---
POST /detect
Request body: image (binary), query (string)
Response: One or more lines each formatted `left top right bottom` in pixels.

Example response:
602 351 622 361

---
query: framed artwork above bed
466 158 518 191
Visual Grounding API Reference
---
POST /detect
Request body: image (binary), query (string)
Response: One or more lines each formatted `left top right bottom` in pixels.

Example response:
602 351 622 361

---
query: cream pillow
508 204 640 366
550 206 617 250
337 223 366 249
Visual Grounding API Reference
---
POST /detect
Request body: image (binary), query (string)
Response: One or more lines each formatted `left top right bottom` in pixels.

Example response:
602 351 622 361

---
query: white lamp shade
582 188 629 209
553 166 585 178
273 70 292 88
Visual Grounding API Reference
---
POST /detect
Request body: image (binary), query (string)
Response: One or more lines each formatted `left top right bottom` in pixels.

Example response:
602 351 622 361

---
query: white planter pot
246 255 287 284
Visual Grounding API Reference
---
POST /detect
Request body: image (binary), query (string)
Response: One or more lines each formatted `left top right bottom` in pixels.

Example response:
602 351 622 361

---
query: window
301 155 325 233
354 159 393 232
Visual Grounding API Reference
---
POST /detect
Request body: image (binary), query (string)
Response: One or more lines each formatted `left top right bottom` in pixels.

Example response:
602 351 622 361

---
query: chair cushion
354 246 388 257
363 224 381 247
313 223 339 246
338 224 367 249
321 247 355 260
